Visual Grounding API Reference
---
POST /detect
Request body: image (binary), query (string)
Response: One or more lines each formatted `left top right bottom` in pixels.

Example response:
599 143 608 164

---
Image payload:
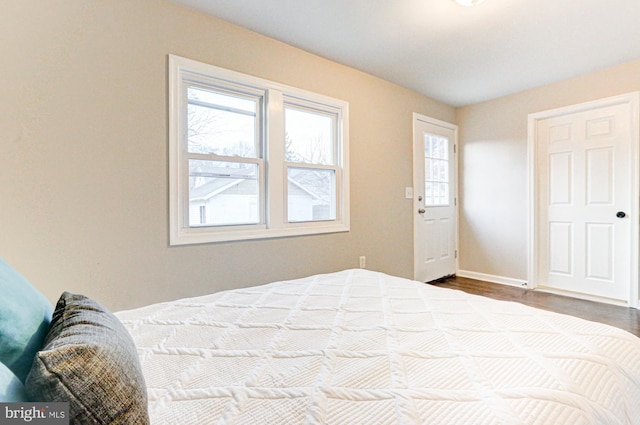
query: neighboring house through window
169 55 350 245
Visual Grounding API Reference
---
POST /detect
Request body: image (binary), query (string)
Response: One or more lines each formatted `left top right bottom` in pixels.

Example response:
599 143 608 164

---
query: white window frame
169 55 350 245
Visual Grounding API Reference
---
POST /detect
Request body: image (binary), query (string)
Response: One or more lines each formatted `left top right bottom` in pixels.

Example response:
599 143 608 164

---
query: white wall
457 59 640 284
0 0 454 310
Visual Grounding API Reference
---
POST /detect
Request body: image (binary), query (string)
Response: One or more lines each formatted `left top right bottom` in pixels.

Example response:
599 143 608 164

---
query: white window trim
169 55 350 245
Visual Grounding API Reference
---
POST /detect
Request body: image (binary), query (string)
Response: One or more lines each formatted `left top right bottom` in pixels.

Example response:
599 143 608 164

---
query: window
285 100 339 222
169 55 349 245
424 134 450 206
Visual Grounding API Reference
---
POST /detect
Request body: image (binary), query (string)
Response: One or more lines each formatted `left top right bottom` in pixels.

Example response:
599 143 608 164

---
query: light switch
405 187 413 199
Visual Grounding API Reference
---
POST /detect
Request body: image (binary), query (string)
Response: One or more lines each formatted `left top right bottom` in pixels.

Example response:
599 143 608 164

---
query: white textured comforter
116 269 640 424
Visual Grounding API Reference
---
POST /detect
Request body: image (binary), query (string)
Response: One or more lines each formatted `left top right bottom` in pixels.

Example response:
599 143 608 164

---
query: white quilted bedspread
116 269 640 425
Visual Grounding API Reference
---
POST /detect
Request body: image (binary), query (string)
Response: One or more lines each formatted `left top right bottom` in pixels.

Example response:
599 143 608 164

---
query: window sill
169 222 350 246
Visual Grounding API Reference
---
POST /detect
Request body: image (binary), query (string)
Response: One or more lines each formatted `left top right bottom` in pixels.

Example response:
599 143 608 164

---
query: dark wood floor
431 275 640 337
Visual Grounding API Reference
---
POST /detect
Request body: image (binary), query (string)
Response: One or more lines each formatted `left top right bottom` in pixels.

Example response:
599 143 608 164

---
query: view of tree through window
187 87 258 157
169 55 349 244
285 106 337 222
186 86 262 227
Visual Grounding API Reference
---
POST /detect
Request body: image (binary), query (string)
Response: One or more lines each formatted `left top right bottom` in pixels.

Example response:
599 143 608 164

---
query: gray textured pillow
25 292 149 424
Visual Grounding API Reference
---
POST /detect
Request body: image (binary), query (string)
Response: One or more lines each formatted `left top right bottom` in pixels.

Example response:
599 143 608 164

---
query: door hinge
455 250 458 259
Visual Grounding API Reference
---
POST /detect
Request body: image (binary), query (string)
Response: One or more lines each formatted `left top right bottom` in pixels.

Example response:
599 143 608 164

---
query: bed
113 269 640 425
3 263 640 424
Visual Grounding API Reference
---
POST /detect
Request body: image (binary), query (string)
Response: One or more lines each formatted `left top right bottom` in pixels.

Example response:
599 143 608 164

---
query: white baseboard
534 286 629 307
456 270 528 288
456 270 639 308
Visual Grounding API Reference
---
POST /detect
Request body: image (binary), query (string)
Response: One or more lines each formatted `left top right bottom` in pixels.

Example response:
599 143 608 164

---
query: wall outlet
359 256 366 268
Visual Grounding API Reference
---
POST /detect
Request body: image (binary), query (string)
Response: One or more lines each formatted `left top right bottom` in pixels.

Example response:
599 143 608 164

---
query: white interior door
531 93 639 305
413 114 458 282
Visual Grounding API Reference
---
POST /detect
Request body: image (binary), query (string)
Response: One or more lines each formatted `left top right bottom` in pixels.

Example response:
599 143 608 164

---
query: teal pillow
0 257 53 383
0 361 27 402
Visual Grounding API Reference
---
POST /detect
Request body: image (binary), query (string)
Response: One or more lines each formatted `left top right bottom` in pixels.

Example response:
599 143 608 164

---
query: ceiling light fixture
455 0 485 6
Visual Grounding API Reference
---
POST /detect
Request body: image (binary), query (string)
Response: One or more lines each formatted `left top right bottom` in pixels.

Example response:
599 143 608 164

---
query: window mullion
285 162 338 172
266 89 286 230
187 152 262 165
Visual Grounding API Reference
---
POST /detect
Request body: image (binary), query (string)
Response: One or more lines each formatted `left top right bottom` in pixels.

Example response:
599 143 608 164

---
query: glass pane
188 159 259 227
433 182 449 206
437 138 444 159
425 160 432 181
191 87 256 113
425 182 434 206
285 107 334 165
440 159 448 181
424 134 450 207
433 159 440 181
187 86 258 157
287 167 336 222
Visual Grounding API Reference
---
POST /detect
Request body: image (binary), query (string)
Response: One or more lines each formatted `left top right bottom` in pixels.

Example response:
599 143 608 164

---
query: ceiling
171 0 640 107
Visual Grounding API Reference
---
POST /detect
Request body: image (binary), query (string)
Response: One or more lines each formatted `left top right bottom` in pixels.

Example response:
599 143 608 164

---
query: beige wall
457 60 640 282
0 0 454 310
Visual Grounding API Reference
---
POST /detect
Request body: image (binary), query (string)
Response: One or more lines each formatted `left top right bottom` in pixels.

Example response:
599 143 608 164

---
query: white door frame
413 112 459 281
527 92 640 308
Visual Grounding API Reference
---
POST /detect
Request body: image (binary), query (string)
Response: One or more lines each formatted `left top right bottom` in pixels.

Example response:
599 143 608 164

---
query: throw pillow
26 292 149 424
0 257 53 382
0 361 27 402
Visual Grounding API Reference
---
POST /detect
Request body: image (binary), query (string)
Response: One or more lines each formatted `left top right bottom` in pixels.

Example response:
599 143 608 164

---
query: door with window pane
414 116 458 282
